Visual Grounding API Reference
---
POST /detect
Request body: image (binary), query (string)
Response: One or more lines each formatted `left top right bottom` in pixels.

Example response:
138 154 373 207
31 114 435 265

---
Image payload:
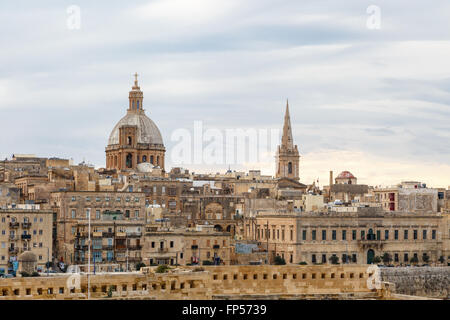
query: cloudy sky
0 0 449 187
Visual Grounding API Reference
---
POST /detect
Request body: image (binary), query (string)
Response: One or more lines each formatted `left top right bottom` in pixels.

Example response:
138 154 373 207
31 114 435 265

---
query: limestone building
0 205 53 274
106 74 165 172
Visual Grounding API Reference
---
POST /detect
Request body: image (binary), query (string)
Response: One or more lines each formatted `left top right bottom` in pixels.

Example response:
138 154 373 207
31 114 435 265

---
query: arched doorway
214 225 223 232
367 249 375 264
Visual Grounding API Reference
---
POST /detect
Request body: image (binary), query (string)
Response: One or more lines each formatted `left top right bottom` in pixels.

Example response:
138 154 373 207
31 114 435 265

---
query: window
151 242 155 248
105 197 110 202
352 254 357 263
352 230 356 240
376 230 380 240
162 187 166 194
312 230 316 241
96 197 101 202
404 230 408 240
134 197 139 203
432 230 436 240
322 230 326 241
290 229 293 241
86 210 90 219
170 241 174 248
302 230 306 241
332 230 336 240
322 254 326 263
311 254 316 263
71 196 76 201
394 253 399 262
86 197 91 202
404 253 408 262
96 210 100 219
385 230 389 240
116 197 121 202
361 230 365 240
71 210 76 219
413 230 417 240
281 229 285 241
288 162 293 174
39 230 43 235
135 210 139 218
342 230 346 241
395 230 399 240
126 197 130 203
423 230 427 240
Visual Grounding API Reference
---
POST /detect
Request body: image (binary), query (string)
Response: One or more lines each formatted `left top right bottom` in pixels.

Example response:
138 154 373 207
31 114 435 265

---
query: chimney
329 170 333 187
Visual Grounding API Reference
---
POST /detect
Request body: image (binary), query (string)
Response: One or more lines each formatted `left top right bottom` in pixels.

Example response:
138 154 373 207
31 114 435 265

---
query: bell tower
276 100 300 180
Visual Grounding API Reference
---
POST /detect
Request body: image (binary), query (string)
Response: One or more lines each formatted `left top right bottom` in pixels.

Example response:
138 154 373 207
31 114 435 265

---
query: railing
21 234 31 240
103 232 114 237
126 232 142 238
128 245 142 250
102 245 114 250
158 248 168 253
9 235 18 241
9 222 19 228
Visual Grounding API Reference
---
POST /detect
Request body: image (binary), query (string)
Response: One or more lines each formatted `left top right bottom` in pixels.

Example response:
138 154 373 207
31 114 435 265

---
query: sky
0 0 449 188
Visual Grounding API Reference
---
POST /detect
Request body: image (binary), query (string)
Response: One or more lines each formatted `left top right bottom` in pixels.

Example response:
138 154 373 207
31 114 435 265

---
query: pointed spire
281 99 294 151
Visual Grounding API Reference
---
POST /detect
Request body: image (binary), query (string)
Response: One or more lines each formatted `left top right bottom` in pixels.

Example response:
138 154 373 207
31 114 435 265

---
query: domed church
105 73 165 171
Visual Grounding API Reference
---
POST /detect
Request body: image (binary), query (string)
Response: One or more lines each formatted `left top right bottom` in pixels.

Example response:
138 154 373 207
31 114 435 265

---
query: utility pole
266 220 269 264
87 209 91 300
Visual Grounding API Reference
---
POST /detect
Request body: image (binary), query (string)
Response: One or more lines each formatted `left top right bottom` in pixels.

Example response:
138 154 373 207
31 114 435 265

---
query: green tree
410 256 419 264
329 255 339 265
422 254 429 263
438 256 445 264
202 260 214 265
372 256 381 264
381 253 392 265
298 261 307 265
273 256 286 265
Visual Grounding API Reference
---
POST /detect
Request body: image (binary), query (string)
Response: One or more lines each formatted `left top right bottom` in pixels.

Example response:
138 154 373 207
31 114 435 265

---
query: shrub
202 260 214 266
135 262 146 270
155 265 170 273
298 261 307 265
381 253 392 265
31 271 40 277
372 256 381 264
20 271 30 277
193 267 204 272
273 256 286 265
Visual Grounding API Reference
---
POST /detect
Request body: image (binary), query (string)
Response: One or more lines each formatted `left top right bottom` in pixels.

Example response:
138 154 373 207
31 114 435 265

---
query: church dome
336 171 355 179
107 112 164 146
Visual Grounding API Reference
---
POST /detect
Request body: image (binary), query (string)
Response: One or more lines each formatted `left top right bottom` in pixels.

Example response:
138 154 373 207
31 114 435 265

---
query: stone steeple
128 72 144 114
276 99 300 180
281 100 294 151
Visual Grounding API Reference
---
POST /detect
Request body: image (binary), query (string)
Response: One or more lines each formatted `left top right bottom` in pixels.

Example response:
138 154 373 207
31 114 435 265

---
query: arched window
288 162 292 174
126 153 132 168
142 155 147 162
127 136 132 145
150 155 154 164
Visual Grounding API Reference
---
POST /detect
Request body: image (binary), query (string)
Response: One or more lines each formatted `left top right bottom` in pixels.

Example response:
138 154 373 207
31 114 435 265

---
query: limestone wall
0 265 372 300
380 267 450 299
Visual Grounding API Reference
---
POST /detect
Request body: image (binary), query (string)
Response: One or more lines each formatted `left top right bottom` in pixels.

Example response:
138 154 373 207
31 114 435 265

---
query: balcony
21 222 32 229
158 248 168 253
116 232 127 239
102 245 114 250
92 232 103 238
128 245 142 250
21 234 32 240
126 232 142 238
9 222 19 228
9 235 18 241
213 245 220 249
103 232 114 238
191 245 198 250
